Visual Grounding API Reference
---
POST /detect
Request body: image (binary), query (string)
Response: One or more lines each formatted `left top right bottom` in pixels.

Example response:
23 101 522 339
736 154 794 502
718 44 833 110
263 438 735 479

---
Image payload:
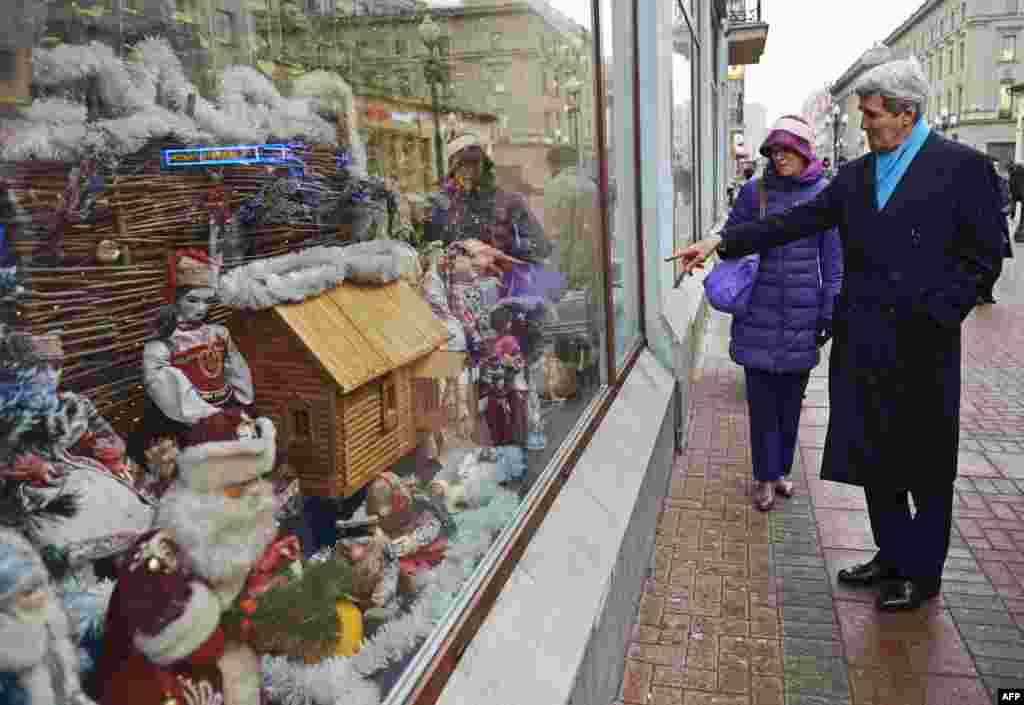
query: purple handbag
703 180 766 316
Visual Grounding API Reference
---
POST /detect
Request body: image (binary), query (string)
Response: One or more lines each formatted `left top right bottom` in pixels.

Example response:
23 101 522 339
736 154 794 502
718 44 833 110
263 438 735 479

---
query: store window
213 9 235 44
1003 35 1017 62
0 1 620 704
0 49 14 81
1000 80 1014 117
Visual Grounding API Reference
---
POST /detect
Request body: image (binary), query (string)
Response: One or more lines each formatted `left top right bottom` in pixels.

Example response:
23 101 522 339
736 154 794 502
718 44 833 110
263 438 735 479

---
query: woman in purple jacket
725 115 844 511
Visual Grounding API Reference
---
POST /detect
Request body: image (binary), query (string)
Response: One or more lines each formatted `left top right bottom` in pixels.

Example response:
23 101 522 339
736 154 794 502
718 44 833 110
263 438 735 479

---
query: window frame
1000 80 1014 117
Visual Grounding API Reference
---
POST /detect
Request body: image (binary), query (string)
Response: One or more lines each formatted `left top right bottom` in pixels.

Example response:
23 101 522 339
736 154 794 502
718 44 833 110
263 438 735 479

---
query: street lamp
565 74 583 154
829 104 848 169
419 14 448 187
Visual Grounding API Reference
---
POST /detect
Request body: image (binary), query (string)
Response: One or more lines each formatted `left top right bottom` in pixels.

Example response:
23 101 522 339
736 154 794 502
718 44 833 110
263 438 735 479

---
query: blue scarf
874 117 930 209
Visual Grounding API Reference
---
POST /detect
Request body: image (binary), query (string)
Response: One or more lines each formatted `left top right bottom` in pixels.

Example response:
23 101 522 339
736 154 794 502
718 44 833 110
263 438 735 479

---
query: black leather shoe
837 558 899 587
876 579 940 611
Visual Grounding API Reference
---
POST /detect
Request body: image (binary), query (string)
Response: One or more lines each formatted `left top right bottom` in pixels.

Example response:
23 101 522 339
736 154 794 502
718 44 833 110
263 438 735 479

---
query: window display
0 1 619 704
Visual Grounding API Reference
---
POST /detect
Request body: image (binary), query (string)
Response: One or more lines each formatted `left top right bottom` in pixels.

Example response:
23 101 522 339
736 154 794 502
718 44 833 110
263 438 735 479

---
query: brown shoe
753 481 775 511
775 479 795 497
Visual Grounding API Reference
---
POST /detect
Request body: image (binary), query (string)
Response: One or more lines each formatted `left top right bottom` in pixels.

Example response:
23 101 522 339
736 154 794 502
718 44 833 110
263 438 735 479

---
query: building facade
884 0 1022 161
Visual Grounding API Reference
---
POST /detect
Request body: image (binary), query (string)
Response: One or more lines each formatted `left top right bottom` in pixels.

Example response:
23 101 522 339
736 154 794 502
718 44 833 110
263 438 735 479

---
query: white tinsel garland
1 36 339 162
218 242 419 311
261 490 522 705
292 71 367 177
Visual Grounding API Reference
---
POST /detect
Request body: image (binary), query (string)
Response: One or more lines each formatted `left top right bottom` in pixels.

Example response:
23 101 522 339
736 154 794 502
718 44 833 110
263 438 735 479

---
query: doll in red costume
139 250 255 456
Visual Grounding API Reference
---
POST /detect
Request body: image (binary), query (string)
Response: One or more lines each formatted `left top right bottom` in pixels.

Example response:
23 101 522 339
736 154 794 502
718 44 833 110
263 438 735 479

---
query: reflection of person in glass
544 145 600 293
428 132 551 263
544 145 603 387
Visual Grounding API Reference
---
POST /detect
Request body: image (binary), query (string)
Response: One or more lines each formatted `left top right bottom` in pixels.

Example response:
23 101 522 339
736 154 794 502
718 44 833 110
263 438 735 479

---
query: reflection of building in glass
332 0 597 225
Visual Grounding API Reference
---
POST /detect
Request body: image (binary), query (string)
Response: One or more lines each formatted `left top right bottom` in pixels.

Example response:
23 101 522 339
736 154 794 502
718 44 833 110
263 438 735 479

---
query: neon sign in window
160 143 301 169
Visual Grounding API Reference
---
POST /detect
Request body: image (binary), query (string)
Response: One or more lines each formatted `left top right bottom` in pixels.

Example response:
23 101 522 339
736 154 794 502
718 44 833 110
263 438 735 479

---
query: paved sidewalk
615 254 1024 705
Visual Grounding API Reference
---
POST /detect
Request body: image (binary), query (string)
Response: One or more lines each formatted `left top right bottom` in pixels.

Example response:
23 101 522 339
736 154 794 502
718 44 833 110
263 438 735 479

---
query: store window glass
672 0 697 274
600 0 641 370
0 1 611 704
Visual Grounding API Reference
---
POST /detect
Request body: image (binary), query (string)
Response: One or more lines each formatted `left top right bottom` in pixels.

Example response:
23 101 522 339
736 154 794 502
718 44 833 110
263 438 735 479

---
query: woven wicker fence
4 139 344 435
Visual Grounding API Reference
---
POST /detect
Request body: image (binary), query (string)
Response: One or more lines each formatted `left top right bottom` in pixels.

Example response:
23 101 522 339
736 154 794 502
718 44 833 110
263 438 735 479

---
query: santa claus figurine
0 528 98 705
90 413 297 705
139 249 255 457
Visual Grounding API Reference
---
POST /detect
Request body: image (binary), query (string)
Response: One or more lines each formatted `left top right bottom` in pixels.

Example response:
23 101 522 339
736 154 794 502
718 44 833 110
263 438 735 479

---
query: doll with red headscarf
139 250 255 457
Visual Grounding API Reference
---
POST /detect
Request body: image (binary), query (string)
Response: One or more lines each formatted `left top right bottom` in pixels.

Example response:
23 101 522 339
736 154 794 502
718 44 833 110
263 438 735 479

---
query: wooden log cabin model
0 25 581 705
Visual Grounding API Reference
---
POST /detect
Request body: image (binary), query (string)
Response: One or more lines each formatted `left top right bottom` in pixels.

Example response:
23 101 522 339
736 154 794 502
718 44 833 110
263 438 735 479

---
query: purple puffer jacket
726 163 843 373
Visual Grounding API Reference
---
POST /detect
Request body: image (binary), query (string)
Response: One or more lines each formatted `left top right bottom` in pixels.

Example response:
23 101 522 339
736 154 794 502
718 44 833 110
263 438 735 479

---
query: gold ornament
333 599 364 657
160 695 180 705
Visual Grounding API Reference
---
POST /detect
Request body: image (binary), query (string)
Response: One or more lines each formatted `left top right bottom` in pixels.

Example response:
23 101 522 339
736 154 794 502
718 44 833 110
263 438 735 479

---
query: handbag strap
757 178 768 219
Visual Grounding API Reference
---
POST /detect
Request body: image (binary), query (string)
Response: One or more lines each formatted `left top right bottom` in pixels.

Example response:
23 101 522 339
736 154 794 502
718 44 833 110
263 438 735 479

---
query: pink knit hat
759 115 816 163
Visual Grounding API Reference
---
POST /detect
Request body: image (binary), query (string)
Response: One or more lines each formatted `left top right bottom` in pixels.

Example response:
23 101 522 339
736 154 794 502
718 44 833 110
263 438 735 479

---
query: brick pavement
614 256 1024 705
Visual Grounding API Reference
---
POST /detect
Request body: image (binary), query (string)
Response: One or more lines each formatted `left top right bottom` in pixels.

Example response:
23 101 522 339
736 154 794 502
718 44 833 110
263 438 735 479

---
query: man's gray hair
854 58 930 121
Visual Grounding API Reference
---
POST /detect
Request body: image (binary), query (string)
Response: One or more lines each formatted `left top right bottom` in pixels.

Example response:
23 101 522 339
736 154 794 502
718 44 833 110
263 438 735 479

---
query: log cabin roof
272 279 448 394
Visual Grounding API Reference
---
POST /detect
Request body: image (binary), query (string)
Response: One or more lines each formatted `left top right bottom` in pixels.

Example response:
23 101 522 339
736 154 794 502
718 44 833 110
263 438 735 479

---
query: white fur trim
0 612 48 671
218 242 416 311
176 418 277 492
218 642 262 705
133 581 221 666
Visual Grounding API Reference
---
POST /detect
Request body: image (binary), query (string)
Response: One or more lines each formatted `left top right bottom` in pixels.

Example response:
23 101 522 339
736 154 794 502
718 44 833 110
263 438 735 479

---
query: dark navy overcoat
720 132 1008 490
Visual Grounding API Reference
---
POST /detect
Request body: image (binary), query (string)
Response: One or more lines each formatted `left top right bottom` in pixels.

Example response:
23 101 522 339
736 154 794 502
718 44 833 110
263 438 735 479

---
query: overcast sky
745 0 925 124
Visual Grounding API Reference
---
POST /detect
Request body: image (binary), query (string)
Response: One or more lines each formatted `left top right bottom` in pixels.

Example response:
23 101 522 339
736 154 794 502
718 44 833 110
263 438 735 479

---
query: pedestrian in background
1009 162 1024 243
674 58 1006 611
724 115 843 511
978 160 1014 304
